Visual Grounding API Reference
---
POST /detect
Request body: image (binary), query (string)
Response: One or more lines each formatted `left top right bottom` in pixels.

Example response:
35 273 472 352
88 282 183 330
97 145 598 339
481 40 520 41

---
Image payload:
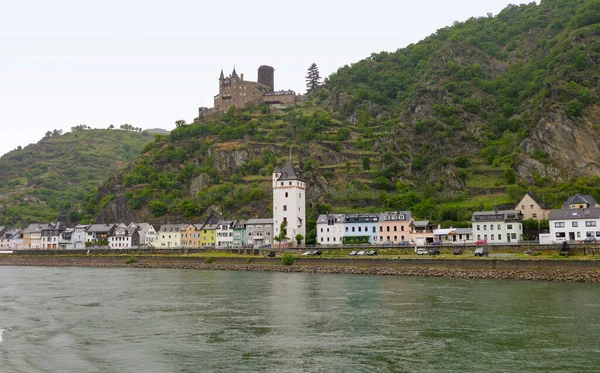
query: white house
549 208 600 243
216 220 236 247
273 160 306 245
129 223 156 247
109 225 140 249
59 228 75 249
316 214 345 245
471 210 523 244
73 224 90 249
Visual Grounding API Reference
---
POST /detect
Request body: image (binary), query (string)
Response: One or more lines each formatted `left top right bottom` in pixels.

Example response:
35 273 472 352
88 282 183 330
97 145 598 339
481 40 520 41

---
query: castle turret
219 69 224 80
231 66 239 79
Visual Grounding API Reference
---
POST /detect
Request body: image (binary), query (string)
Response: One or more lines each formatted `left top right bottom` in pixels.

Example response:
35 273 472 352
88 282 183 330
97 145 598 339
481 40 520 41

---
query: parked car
357 250 366 256
398 240 410 246
428 248 440 255
453 248 462 255
430 240 443 245
475 239 487 245
416 248 428 255
474 247 489 257
452 240 465 245
367 250 378 256
302 250 321 256
582 237 597 244
553 237 567 244
382 241 394 246
349 250 358 256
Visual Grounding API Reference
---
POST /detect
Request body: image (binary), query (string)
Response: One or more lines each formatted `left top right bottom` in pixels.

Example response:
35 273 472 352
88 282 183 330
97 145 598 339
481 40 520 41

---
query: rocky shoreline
1 255 600 283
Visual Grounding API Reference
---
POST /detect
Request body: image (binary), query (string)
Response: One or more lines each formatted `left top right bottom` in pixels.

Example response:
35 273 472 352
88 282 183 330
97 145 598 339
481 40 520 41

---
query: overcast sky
0 0 539 157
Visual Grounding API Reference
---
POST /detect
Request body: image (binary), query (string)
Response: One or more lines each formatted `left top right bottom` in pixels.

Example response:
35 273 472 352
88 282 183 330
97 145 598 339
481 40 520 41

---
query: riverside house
41 222 66 249
129 223 156 247
549 208 600 243
515 192 550 221
216 220 236 248
73 224 90 249
181 224 201 248
245 218 273 247
109 224 140 249
343 214 379 244
59 228 74 249
472 210 523 244
378 211 412 244
0 229 22 250
22 223 46 249
409 221 437 246
86 224 117 246
316 214 345 246
200 222 217 247
155 224 186 248
233 221 246 247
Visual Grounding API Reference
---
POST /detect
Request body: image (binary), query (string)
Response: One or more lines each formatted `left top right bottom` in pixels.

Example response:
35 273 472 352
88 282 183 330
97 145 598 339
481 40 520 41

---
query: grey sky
0 0 539 157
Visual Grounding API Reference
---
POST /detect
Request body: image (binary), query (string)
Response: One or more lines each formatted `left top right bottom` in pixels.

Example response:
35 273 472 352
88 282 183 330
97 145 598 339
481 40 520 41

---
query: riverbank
1 254 600 283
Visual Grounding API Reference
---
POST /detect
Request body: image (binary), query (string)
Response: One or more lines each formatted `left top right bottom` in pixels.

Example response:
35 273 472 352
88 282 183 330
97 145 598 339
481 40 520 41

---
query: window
532 213 537 218
498 224 501 230
555 222 565 228
352 227 355 232
572 222 578 227
507 224 512 229
491 234 495 240
401 226 404 231
283 205 287 212
345 227 348 232
299 193 302 198
380 236 383 241
484 225 487 230
577 232 581 238
490 225 494 231
386 226 390 232
522 205 525 209
477 225 480 231
586 221 597 227
498 234 502 241
379 226 383 232
511 233 517 239
372 227 376 233
285 192 288 198
320 228 323 232
394 226 397 232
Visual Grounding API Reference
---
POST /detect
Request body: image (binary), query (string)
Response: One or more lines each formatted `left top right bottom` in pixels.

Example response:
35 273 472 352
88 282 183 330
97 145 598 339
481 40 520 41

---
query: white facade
316 214 345 245
472 210 523 244
273 161 306 245
129 223 156 247
549 208 600 243
246 219 273 247
73 224 89 249
216 221 235 247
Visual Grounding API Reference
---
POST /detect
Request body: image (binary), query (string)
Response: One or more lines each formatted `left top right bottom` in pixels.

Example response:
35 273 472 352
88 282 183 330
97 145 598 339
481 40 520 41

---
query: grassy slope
0 129 153 226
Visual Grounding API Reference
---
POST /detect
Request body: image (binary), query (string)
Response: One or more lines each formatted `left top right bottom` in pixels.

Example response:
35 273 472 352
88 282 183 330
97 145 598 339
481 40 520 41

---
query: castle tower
273 160 306 246
258 65 275 92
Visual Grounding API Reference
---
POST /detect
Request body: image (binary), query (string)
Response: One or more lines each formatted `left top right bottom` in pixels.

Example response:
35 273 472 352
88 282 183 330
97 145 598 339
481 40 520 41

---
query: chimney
241 73 244 81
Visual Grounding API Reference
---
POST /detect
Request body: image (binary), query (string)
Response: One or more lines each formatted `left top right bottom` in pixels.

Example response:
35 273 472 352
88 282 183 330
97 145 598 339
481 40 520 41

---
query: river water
0 266 599 372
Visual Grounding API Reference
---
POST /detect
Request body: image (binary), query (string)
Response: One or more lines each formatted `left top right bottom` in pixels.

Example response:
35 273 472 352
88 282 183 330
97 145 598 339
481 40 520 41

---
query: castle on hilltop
197 65 298 120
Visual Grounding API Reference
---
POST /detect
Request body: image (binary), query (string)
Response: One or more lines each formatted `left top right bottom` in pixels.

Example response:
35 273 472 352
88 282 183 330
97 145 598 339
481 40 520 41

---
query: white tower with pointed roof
273 160 306 245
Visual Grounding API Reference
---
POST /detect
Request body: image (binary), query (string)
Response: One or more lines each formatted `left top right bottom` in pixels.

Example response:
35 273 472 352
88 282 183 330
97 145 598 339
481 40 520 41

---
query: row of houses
316 210 522 246
0 215 276 250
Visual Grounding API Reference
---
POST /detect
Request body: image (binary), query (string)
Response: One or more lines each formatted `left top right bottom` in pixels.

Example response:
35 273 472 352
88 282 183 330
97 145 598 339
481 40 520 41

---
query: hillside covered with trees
0 128 153 226
55 0 600 242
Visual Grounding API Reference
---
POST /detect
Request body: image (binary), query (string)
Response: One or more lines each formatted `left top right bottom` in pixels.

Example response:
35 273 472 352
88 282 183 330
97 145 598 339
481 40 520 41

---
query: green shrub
125 256 137 264
204 257 214 264
282 252 294 265
247 257 252 264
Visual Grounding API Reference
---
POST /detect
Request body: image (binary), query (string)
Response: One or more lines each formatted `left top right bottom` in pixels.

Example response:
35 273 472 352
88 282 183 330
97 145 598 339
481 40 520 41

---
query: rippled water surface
1 266 599 372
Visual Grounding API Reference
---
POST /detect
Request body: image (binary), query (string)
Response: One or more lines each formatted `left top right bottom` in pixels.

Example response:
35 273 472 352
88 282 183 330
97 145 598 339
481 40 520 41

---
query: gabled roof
231 67 239 79
549 208 600 220
562 194 598 209
316 214 345 224
411 220 433 228
158 224 186 233
519 192 549 209
275 160 303 182
23 223 46 234
378 211 412 222
87 224 116 233
205 212 223 226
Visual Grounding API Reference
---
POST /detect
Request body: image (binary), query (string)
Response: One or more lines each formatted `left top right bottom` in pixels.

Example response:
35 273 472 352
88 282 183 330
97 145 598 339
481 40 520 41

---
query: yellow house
181 224 201 248
516 192 551 221
200 223 217 247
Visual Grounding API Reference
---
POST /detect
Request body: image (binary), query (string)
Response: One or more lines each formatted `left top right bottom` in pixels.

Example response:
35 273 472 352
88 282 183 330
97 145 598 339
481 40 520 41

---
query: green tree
295 234 304 245
175 119 186 127
306 63 322 94
362 156 371 170
274 220 289 247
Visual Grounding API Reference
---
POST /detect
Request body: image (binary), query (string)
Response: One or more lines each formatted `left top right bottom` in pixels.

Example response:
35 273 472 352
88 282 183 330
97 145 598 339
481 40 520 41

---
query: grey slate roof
316 214 345 224
87 224 116 233
378 211 412 222
562 194 598 209
471 210 522 222
158 224 186 233
246 218 273 225
344 213 379 223
275 160 303 182
549 208 600 220
23 223 46 234
524 192 549 209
